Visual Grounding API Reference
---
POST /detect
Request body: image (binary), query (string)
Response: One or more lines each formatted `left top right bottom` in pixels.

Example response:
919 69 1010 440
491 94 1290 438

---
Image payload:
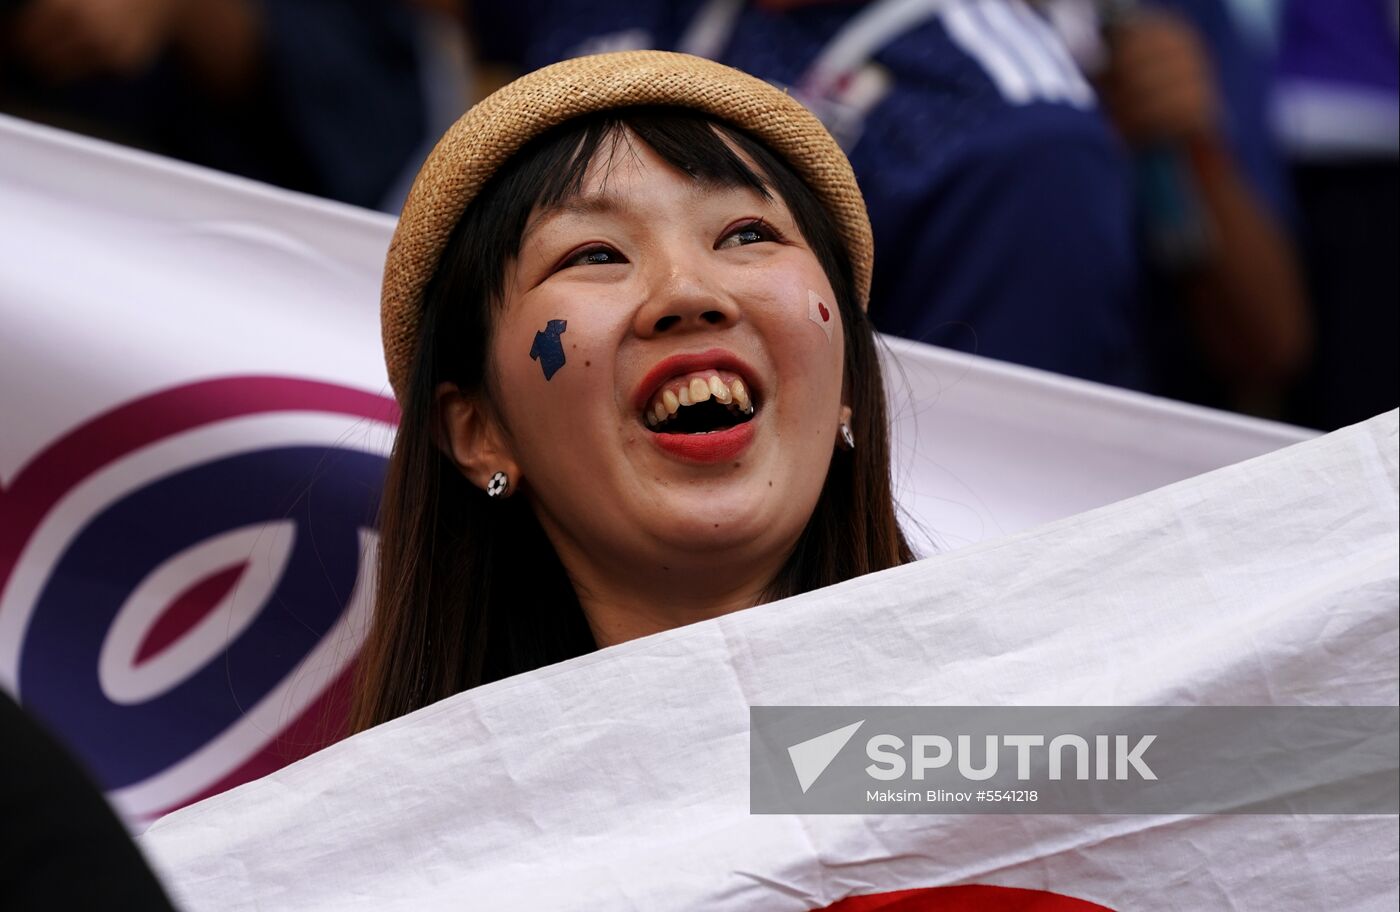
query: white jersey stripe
1008 0 1097 108
675 0 744 61
978 0 1071 102
940 0 1036 104
803 0 949 96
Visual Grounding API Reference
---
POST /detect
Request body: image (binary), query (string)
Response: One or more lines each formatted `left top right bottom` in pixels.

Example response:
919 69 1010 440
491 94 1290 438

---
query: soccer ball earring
486 471 510 498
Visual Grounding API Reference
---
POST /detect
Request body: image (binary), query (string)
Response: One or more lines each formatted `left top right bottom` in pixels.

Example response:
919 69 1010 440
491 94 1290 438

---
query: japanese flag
139 412 1399 911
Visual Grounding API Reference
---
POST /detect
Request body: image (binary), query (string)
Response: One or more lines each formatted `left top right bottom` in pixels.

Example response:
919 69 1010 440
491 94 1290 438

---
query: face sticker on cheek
528 319 568 380
808 290 834 343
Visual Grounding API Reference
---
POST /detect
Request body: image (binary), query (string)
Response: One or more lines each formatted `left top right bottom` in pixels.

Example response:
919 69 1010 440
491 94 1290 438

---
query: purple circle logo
0 377 397 821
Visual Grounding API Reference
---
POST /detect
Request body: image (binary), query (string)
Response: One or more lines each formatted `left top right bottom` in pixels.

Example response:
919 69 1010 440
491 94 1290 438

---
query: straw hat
381 50 874 401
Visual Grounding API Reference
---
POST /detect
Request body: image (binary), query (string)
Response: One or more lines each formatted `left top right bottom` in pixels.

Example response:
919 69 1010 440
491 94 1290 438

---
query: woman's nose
632 256 741 338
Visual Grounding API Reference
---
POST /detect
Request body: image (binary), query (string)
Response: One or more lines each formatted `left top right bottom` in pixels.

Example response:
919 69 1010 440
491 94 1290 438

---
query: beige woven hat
381 49 874 401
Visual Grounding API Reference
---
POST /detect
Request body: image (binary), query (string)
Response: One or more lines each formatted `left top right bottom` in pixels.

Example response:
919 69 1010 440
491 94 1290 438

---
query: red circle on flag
813 884 1114 911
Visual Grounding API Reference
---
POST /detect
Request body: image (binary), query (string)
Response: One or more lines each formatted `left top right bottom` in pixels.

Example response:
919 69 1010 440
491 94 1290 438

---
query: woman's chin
641 484 807 555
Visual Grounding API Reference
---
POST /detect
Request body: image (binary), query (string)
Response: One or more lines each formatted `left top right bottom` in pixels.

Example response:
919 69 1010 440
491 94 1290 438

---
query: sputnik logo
789 719 865 793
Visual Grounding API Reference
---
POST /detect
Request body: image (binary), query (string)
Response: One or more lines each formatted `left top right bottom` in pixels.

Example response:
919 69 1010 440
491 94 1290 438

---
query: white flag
139 412 1399 911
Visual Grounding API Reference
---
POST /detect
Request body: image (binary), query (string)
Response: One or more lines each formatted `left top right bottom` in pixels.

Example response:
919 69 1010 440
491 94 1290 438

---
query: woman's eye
563 246 625 268
717 221 777 250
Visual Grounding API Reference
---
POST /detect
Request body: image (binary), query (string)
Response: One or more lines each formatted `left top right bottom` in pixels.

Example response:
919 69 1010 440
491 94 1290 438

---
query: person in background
0 0 428 211
1067 0 1312 416
466 0 1150 390
1272 0 1398 429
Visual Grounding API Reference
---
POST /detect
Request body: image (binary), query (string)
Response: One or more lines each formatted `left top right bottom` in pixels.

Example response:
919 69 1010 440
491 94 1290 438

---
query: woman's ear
436 382 521 492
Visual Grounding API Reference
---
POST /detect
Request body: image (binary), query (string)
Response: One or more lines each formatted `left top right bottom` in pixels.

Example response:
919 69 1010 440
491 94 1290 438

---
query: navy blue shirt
473 0 1147 387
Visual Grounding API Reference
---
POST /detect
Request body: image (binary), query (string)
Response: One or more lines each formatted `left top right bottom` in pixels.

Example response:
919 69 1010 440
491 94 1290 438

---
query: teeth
646 372 759 428
731 379 751 413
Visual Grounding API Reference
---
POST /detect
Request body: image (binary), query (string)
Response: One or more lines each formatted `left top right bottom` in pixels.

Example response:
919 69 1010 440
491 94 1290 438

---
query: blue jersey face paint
528 319 568 380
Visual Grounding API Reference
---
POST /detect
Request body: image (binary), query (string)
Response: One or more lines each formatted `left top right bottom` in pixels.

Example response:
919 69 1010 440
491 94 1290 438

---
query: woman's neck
578 576 773 648
553 535 793 648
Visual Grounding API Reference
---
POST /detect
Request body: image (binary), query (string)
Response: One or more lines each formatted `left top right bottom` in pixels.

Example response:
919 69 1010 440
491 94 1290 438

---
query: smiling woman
352 52 914 733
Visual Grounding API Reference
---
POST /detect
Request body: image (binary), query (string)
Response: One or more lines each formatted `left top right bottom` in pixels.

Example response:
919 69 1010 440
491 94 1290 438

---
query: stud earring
486 471 510 498
838 421 855 451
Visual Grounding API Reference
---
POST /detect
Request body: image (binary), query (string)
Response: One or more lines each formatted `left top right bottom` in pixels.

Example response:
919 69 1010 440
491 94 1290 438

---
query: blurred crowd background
2 0 1395 431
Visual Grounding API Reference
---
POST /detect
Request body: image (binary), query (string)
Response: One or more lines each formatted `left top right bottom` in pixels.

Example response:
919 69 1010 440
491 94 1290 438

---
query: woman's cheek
804 288 838 347
507 311 616 433
758 275 843 388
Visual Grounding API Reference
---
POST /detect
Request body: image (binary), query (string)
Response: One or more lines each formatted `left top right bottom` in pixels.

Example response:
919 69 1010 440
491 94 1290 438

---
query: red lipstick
651 422 755 463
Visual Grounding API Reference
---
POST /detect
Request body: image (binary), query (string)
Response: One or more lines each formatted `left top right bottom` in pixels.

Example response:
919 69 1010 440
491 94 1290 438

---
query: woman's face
478 132 845 594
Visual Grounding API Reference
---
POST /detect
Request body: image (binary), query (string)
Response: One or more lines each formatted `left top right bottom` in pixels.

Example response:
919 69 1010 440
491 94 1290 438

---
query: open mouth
642 371 757 435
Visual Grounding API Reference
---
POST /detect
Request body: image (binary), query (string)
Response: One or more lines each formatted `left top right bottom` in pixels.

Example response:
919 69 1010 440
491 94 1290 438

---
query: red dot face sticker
809 290 835 343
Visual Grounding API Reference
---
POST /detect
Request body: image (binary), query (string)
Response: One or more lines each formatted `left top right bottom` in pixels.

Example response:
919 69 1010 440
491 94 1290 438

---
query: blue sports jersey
473 0 1148 388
